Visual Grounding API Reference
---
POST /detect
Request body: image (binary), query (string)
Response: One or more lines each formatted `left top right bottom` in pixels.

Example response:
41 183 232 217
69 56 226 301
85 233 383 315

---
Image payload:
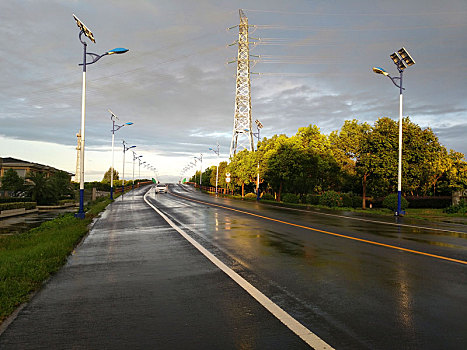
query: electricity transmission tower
229 9 255 158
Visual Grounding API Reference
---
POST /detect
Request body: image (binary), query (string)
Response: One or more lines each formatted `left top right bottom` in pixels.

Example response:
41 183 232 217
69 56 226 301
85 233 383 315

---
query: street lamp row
73 14 129 218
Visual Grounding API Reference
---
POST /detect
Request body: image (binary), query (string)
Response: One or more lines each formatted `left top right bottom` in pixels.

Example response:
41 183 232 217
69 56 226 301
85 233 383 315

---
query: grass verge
0 197 112 324
207 190 466 223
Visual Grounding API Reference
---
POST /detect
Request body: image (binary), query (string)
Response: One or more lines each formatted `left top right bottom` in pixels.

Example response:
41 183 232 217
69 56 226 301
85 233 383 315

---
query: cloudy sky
1 0 466 182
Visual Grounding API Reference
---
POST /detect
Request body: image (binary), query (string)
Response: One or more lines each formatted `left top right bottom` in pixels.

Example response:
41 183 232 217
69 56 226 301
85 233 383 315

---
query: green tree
263 138 307 201
102 167 119 183
228 150 259 197
49 171 74 199
0 168 24 194
356 117 451 201
201 167 212 187
446 150 467 191
26 171 57 205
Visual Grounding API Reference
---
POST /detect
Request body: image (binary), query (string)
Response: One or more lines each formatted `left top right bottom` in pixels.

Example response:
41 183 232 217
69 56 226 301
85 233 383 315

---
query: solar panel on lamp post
73 14 129 218
373 47 415 216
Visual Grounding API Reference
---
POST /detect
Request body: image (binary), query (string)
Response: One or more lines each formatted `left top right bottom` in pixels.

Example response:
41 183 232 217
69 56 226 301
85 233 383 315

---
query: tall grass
0 198 111 323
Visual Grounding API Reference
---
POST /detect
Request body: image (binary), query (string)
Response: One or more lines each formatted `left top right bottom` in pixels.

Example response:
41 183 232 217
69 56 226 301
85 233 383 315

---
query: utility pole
229 9 255 158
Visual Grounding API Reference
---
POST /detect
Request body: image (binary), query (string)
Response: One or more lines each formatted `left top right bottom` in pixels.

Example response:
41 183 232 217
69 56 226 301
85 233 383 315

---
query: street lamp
192 158 198 185
122 141 135 195
73 14 129 218
109 110 132 200
209 143 220 195
132 153 142 190
194 154 203 188
373 47 415 216
253 120 263 200
245 120 263 200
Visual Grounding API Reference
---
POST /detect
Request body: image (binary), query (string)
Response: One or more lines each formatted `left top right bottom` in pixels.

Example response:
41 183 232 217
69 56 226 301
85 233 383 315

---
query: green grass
0 197 112 324
211 192 466 223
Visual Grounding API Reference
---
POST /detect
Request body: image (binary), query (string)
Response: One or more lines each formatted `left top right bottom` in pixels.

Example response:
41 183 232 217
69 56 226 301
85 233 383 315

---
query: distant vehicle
155 183 168 194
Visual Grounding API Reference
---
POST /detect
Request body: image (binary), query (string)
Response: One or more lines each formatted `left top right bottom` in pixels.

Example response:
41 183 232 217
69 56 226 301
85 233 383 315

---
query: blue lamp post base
75 189 86 219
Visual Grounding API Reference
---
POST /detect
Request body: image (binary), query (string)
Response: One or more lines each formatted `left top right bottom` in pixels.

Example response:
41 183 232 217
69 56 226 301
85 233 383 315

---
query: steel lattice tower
230 9 254 158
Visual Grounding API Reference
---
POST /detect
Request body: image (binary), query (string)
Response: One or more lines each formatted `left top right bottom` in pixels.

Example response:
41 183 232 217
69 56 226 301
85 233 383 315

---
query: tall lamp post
194 154 203 187
373 47 415 216
193 158 198 185
132 152 142 190
252 120 263 200
209 143 220 195
109 110 132 200
122 141 135 195
73 14 128 218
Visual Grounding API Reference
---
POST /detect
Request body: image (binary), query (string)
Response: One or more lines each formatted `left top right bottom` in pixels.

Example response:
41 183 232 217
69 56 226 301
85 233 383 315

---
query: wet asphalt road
1 184 466 349
0 186 309 349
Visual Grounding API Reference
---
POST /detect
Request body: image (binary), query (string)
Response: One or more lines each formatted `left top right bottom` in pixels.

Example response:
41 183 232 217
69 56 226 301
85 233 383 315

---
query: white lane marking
144 189 333 349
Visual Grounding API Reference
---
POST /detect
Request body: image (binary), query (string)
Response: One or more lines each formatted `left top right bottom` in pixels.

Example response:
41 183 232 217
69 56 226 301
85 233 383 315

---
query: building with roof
0 157 73 184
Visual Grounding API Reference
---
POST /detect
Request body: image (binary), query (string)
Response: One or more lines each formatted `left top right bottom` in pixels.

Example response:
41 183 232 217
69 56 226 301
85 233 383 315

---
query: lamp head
372 67 389 76
107 48 129 55
125 122 133 125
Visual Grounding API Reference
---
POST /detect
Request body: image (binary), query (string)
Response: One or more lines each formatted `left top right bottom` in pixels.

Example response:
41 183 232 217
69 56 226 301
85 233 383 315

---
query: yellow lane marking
170 192 467 266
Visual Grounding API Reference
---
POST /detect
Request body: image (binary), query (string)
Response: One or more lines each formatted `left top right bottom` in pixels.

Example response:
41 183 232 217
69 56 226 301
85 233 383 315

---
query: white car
155 184 168 194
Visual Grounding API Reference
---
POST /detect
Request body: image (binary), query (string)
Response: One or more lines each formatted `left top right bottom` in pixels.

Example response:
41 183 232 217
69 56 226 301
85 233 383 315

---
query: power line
243 8 467 17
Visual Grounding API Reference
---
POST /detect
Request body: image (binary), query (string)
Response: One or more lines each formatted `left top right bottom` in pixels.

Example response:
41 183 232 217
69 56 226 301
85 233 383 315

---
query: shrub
261 193 275 201
342 193 353 207
244 193 257 200
306 194 320 205
383 193 409 211
0 197 33 203
405 196 451 209
282 193 299 204
0 202 36 211
443 200 467 214
319 191 343 208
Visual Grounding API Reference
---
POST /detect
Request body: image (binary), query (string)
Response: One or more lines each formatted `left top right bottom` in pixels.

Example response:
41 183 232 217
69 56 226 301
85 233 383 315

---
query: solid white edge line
144 188 334 350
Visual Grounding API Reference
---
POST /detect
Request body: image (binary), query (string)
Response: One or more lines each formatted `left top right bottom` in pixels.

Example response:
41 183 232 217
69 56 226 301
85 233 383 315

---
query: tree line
0 169 74 205
191 118 467 205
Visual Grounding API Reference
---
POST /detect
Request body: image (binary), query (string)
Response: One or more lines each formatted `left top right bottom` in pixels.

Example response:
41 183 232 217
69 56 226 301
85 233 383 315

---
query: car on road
155 183 168 194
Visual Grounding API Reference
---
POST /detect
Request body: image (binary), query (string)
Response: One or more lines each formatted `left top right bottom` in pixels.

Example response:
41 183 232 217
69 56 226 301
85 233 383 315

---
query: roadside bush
261 193 275 201
319 191 343 208
0 197 33 203
342 193 353 207
443 200 467 214
244 193 257 200
0 202 36 211
405 196 451 209
282 193 299 204
383 193 409 211
306 194 320 205
352 195 363 208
